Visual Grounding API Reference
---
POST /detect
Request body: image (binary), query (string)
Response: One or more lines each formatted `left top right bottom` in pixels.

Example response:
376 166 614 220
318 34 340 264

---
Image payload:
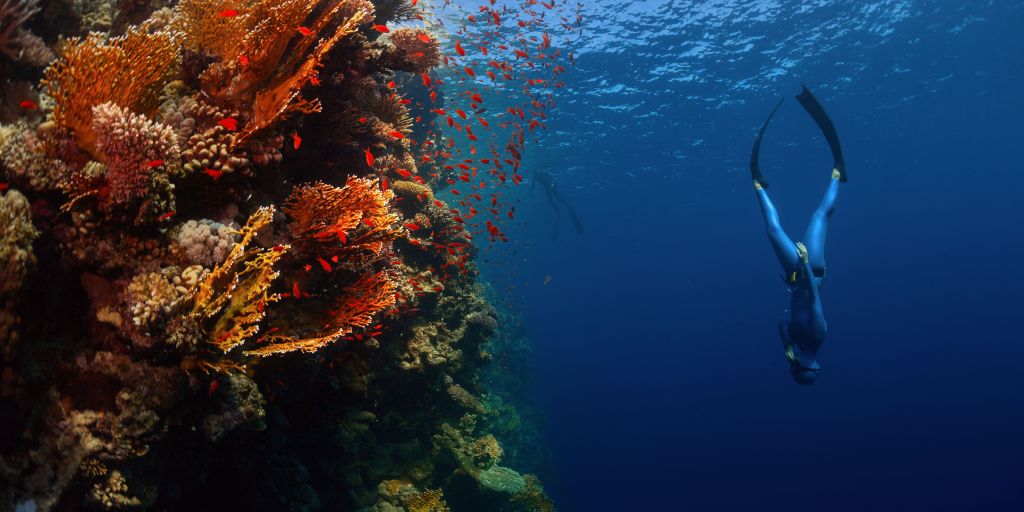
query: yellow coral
188 207 285 352
403 488 449 512
42 28 178 154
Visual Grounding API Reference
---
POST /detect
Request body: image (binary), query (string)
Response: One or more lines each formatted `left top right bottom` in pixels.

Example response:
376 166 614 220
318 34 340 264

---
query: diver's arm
755 182 800 271
793 243 822 305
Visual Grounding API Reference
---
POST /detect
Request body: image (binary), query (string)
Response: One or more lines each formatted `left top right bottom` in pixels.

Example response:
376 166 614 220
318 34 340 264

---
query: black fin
750 97 784 188
796 85 846 182
566 206 584 234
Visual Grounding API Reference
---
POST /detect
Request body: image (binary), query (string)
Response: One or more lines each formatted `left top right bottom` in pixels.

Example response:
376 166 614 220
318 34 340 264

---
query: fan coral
188 207 284 353
283 177 400 259
177 0 370 148
388 28 442 73
0 189 37 297
0 0 38 61
175 219 237 267
92 102 180 204
42 28 178 153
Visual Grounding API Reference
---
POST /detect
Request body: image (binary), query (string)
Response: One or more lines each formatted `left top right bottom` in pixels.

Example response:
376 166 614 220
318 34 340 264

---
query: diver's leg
552 189 584 234
803 171 841 271
755 182 799 272
546 189 561 239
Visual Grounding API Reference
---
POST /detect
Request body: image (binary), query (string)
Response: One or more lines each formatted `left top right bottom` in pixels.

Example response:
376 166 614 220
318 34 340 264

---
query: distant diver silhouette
751 85 847 385
532 170 584 239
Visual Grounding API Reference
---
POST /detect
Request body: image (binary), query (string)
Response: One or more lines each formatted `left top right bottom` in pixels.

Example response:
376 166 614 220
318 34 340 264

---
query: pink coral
0 0 38 61
91 102 180 204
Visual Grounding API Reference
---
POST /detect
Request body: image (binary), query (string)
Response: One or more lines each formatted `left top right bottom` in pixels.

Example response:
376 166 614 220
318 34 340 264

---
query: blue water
481 1 1024 510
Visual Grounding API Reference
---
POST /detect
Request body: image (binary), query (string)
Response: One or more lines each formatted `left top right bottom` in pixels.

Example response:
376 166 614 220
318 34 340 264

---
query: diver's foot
795 242 809 263
832 168 841 181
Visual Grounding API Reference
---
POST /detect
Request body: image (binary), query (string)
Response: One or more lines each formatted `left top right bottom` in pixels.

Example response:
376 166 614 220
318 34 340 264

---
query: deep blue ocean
476 1 1024 510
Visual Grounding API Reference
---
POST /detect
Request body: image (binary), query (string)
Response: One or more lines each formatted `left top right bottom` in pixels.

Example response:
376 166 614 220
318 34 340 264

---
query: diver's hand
832 168 841 181
795 242 809 263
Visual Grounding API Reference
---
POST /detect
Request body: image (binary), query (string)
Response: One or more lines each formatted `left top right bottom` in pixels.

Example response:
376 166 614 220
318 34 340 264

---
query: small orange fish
145 160 164 168
404 222 421 231
316 257 332 272
217 117 238 131
387 80 397 88
471 93 483 103
291 132 301 150
381 178 388 191
417 33 431 44
239 54 249 66
395 168 412 178
309 75 320 86
364 148 374 167
205 168 223 180
464 67 476 78
158 210 175 221
455 40 466 56
19 100 36 110
209 379 220 395
421 73 431 86
389 130 405 139
373 24 389 33
292 281 301 299
218 9 239 17
0 182 9 191
296 26 313 36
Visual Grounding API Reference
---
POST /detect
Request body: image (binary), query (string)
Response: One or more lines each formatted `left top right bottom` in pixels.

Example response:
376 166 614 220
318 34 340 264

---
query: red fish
464 67 476 78
364 148 374 167
209 379 220 396
405 222 421 231
395 168 412 178
218 9 239 17
417 33 432 44
19 100 36 110
293 281 301 299
389 130 405 139
145 160 164 168
205 168 223 180
317 257 332 272
291 132 301 150
297 26 313 36
381 178 389 191
421 73 431 86
217 117 238 131
373 24 390 33
239 54 249 66
158 210 175 221
455 40 466 56
471 93 484 103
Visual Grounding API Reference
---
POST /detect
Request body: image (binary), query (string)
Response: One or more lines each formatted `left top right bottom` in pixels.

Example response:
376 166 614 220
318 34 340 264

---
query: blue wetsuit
750 86 846 384
755 176 839 378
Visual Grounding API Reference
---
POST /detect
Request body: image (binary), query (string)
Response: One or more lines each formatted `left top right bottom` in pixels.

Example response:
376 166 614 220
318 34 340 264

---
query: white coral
175 219 237 267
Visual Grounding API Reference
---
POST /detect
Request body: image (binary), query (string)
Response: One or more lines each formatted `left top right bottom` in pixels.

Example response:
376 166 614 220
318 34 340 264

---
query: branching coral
0 0 38 61
0 121 69 191
188 207 284 352
177 0 372 148
92 102 180 204
283 177 400 260
42 27 178 154
388 28 442 74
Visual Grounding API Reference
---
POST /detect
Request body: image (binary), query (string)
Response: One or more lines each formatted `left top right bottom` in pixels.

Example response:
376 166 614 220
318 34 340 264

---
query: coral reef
0 1 563 510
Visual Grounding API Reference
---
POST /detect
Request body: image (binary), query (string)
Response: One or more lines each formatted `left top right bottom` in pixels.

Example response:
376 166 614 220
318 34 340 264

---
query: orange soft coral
42 28 178 155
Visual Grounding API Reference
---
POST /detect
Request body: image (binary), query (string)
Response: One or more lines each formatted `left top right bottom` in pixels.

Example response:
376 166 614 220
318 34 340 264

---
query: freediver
532 170 584 239
750 86 847 385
